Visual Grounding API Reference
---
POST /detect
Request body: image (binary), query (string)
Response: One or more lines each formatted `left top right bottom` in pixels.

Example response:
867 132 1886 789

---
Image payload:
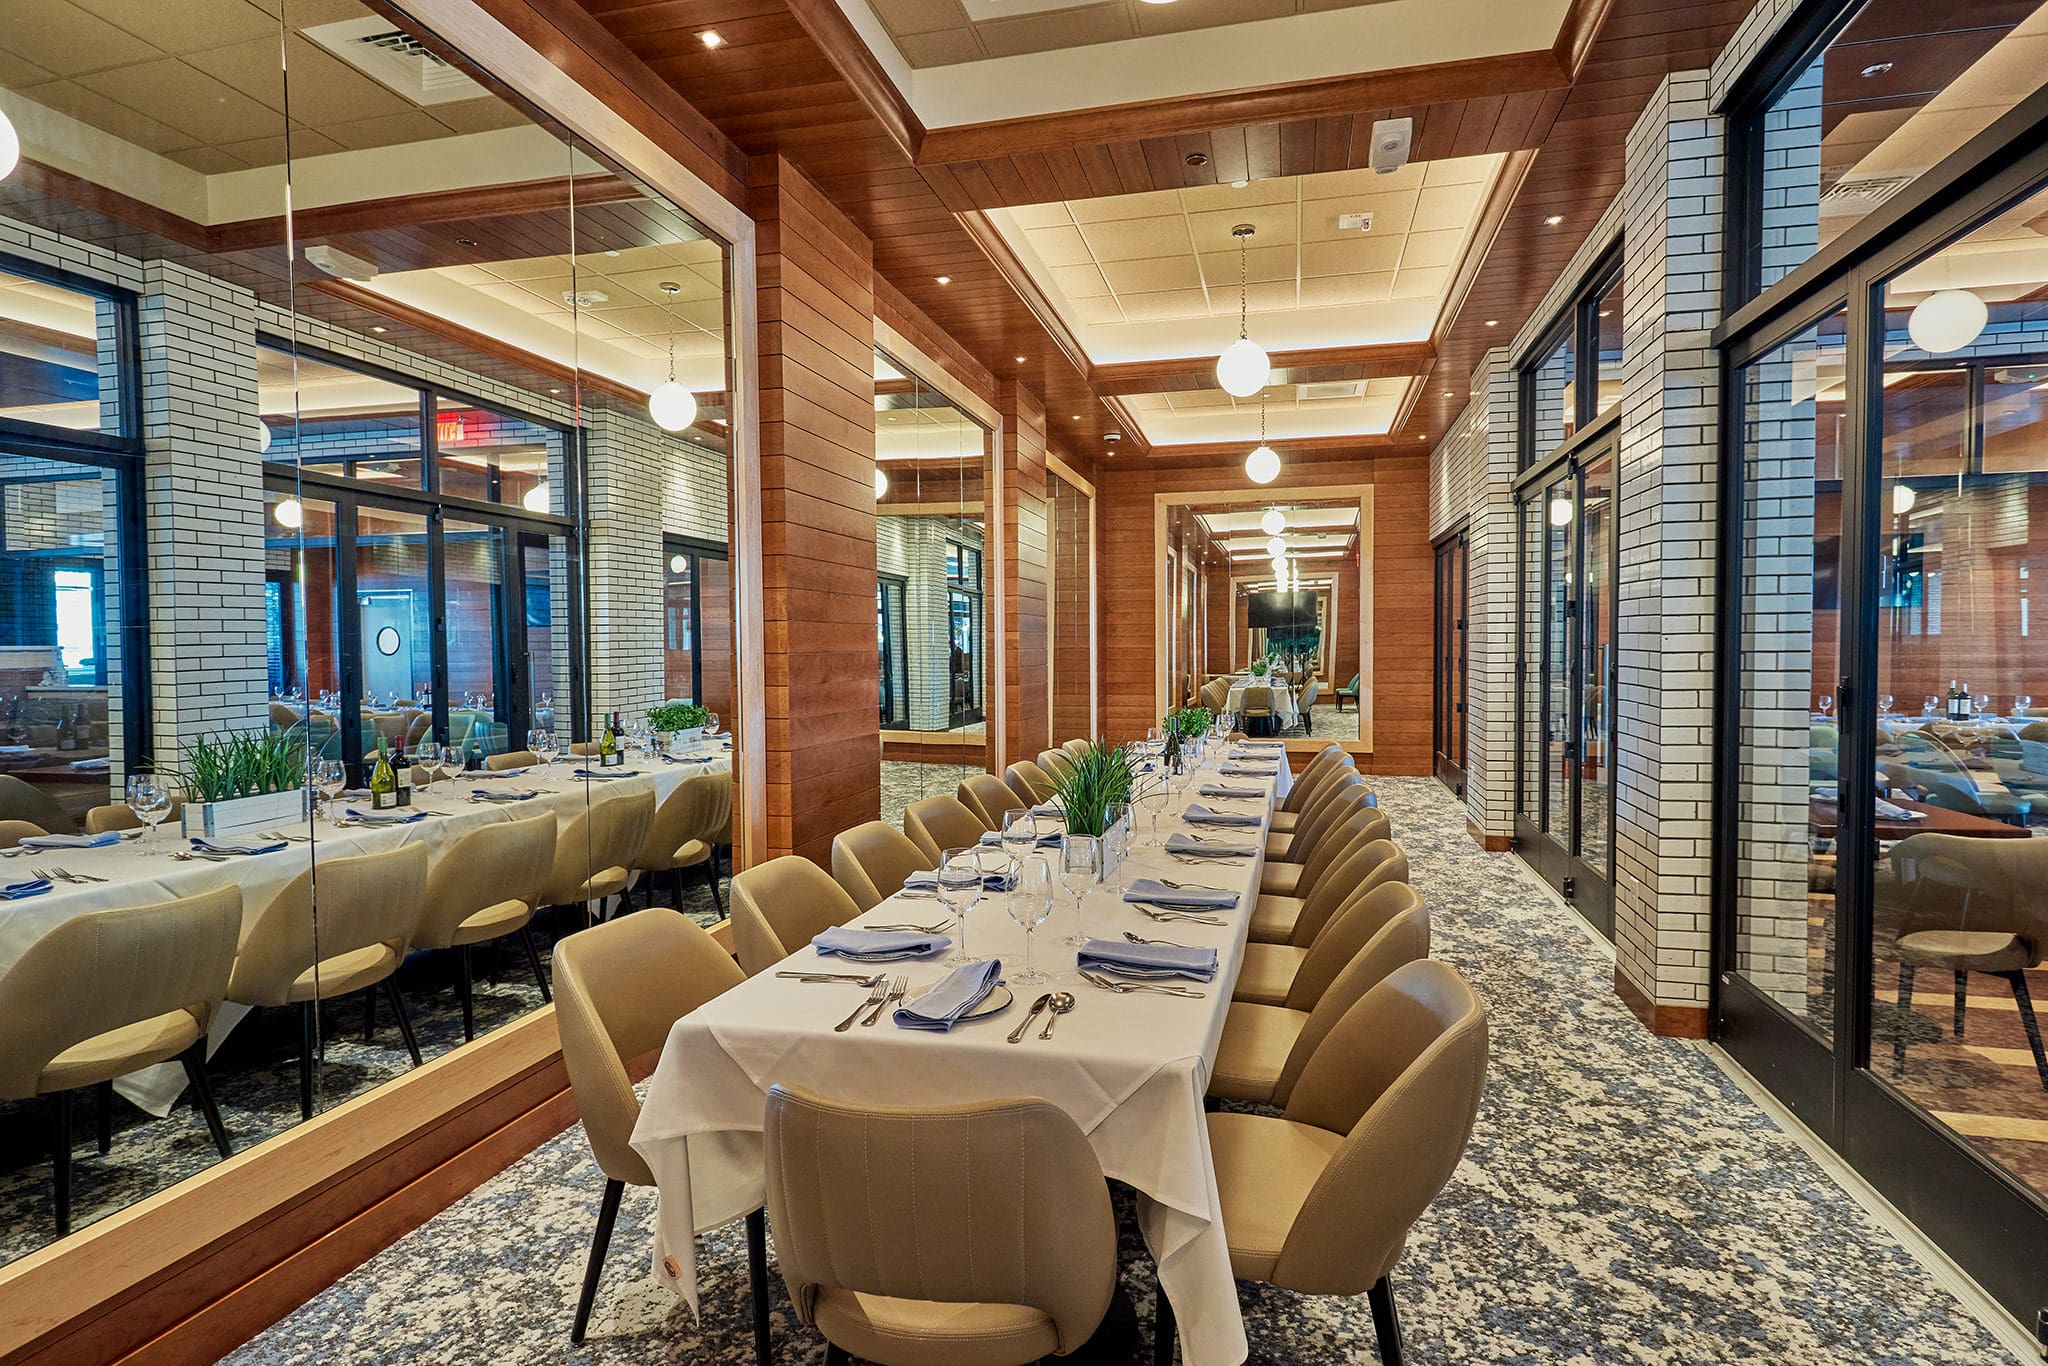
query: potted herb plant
169 727 310 838
647 700 710 747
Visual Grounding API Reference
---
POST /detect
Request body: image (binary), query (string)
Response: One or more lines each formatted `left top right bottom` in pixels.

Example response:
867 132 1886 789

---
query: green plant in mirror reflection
648 701 708 732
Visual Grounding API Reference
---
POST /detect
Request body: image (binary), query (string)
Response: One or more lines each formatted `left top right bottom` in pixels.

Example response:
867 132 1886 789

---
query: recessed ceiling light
1599 310 1611 317
1184 151 1208 168
1071 414 1081 419
1484 319 1499 327
1231 179 1249 189
1442 390 1454 397
1861 61 1893 78
1015 355 1026 363
1140 0 1179 5
605 249 620 257
935 276 951 284
700 30 724 48
1105 433 1121 442
1417 434 1427 441
370 325 387 333
1545 215 1563 225
456 237 477 247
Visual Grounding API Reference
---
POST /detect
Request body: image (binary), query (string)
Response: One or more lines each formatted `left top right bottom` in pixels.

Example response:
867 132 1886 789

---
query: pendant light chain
1238 232 1250 342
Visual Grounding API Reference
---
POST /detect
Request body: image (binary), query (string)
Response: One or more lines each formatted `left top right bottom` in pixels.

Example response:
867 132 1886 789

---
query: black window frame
663 533 728 705
1517 245 1624 471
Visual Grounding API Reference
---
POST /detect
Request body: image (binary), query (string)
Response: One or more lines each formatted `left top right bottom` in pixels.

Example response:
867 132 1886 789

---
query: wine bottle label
373 787 397 810
602 749 623 767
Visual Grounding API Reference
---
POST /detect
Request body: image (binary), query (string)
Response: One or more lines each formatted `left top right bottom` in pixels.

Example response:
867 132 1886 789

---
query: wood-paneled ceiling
570 0 1756 468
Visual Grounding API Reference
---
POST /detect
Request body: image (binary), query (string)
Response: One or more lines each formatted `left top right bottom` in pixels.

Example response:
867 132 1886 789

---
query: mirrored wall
874 348 991 823
0 0 738 1264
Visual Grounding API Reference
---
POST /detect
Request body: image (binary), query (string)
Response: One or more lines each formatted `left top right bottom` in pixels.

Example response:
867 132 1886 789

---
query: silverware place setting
865 920 952 933
834 978 891 1032
1125 931 1195 947
170 850 230 863
37 865 106 884
776 970 886 986
1135 907 1229 925
859 975 910 1027
1078 969 1207 999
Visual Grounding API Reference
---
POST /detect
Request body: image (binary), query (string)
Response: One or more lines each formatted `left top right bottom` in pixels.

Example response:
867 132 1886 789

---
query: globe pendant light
1215 224 1270 397
874 467 889 497
1245 390 1280 484
523 482 551 514
647 281 698 432
1907 288 1987 355
0 107 17 184
1264 535 1287 558
1260 508 1285 537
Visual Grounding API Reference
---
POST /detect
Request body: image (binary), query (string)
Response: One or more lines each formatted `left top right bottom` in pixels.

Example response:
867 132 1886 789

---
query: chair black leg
1892 961 1916 1072
458 946 476 1043
747 1207 771 1366
96 1080 113 1156
381 978 424 1067
299 1001 316 1121
2003 971 2048 1092
50 1089 72 1236
181 1045 233 1159
824 1345 852 1366
571 1178 624 1345
705 861 725 917
1953 971 1970 1038
1368 1275 1405 1366
362 985 376 1042
519 924 551 1003
1153 1274 1176 1366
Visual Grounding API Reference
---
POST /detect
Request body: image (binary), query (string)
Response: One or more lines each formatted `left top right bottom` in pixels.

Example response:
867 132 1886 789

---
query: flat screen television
1247 590 1316 631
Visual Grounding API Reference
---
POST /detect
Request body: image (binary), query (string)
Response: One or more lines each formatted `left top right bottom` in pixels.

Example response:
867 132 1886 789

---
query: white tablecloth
0 739 731 1113
1224 677 1299 728
629 747 1279 1366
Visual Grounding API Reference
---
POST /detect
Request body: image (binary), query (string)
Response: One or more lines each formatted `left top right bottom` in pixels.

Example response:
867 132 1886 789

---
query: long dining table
629 740 1295 1366
0 739 732 1113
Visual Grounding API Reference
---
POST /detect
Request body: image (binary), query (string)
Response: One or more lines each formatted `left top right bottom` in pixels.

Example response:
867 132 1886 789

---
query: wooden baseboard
1466 821 1511 852
0 1009 575 1366
1613 968 1710 1039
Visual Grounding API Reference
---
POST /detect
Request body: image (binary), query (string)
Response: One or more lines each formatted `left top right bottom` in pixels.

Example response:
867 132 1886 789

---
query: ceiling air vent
1300 381 1364 401
306 18 486 107
1820 173 1913 213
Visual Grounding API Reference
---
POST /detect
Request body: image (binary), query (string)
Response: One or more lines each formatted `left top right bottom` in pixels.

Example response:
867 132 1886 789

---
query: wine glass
1879 693 1895 716
1923 695 1939 717
1058 833 1100 947
1007 856 1054 984
936 847 984 965
1103 801 1133 895
705 710 721 738
2020 695 2035 716
1139 777 1172 842
312 758 345 822
1817 694 1834 719
1976 692 1992 716
125 774 171 846
1001 806 1037 872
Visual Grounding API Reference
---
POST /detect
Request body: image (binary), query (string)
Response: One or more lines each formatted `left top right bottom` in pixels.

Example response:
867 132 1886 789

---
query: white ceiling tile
1187 204 1296 253
1007 201 1075 230
1397 228 1463 270
1068 188 1186 224
1100 256 1205 294
1389 265 1448 299
1050 264 1112 299
1116 289 1212 321
1299 236 1404 277
1079 215 1196 262
1026 224 1096 268
1412 184 1480 232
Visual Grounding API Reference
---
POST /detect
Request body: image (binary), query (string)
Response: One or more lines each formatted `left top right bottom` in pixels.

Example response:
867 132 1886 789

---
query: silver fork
1078 969 1206 999
835 979 890 1032
52 865 106 883
1137 908 1228 925
1159 878 1231 892
264 829 311 843
33 866 78 885
1126 931 1193 948
867 921 952 933
861 974 909 1027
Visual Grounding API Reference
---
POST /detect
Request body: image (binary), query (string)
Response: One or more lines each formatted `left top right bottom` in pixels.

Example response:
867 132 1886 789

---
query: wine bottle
392 738 412 807
599 710 621 766
370 742 398 810
55 704 76 752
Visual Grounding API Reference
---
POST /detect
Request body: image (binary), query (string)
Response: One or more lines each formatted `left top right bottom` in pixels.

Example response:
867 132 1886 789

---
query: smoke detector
305 244 378 282
1368 117 1412 175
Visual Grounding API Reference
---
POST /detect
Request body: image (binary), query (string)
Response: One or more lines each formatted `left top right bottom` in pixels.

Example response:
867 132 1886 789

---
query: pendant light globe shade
1269 555 1286 576
1260 509 1286 537
1264 535 1287 558
1215 336 1271 397
254 418 272 454
272 496 303 529
1907 289 1988 354
874 467 889 498
522 482 551 514
1893 482 1917 515
0 108 17 184
648 380 697 432
1245 443 1281 484
1548 496 1574 527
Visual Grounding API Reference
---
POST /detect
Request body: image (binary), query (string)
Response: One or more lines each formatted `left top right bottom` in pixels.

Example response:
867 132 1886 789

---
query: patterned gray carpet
223 777 2016 1364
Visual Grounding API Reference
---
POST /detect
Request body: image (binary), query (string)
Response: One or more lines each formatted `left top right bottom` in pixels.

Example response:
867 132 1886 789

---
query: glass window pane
1982 364 2048 473
1880 368 1969 477
265 489 342 763
445 517 507 757
1734 309 1848 1047
1580 456 1614 870
354 507 432 758
1520 498 1543 824
1529 325 1578 459
436 396 561 510
1543 479 1571 833
523 537 564 746
0 268 125 437
1592 274 1623 419
666 549 696 703
1755 0 2048 293
261 347 423 489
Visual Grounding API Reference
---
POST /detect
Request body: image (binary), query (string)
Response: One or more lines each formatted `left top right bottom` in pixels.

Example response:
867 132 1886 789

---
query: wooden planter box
179 788 306 839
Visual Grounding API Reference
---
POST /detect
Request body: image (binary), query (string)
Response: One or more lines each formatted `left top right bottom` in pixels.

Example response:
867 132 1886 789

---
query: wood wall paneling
1001 380 1052 764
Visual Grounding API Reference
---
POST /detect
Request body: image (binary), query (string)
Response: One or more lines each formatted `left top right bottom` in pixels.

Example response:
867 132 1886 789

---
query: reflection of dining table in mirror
1808 796 2030 841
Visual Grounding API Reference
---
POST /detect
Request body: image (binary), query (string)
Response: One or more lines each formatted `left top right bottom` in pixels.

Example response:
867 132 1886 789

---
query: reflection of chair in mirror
633 771 734 916
831 821 933 913
553 910 767 1356
1005 760 1057 805
1200 677 1231 713
903 794 990 863
958 772 1020 828
0 819 46 846
1239 685 1274 736
1335 672 1360 712
413 812 557 1041
487 749 538 771
1297 678 1320 735
84 799 183 834
732 855 862 975
538 790 655 924
1190 960 1487 1366
0 886 241 1234
765 1084 1115 1366
0 775 79 835
227 843 429 1119
1881 832 2048 1090
1036 748 1076 782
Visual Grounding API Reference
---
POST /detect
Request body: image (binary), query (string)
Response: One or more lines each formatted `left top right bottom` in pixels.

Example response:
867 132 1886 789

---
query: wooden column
1370 451 1434 774
751 155 880 862
1000 379 1051 765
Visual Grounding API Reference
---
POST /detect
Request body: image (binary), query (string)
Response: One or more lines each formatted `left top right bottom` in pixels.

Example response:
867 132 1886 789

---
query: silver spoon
1008 992 1053 1044
1038 991 1075 1040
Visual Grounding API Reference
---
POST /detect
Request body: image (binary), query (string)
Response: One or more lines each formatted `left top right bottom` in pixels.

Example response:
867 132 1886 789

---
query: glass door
1433 527 1469 794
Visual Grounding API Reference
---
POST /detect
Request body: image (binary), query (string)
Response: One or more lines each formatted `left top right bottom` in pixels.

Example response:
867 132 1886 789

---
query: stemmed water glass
1817 694 1834 719
2020 695 2035 716
311 758 345 822
705 710 721 738
1923 695 1939 717
1008 856 1054 984
1058 833 1100 947
1001 806 1037 872
1139 776 1171 842
529 728 558 778
936 846 984 965
1103 801 1133 895
1879 693 1895 716
1976 692 1993 716
413 741 442 796
125 774 171 845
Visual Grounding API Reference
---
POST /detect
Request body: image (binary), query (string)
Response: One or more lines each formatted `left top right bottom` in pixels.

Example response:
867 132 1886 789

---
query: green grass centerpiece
171 727 308 803
647 701 709 736
1050 739 1135 837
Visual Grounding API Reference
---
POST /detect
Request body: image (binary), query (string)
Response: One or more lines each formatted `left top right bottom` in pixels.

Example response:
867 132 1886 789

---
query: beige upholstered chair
1261 792 1386 898
1265 769 1365 858
1200 677 1231 713
732 855 863 975
1296 677 1320 735
227 843 429 1118
1882 832 2048 1089
1005 760 1058 806
1239 684 1274 736
1211 886 1431 1107
537 789 655 921
413 812 558 1041
1271 745 1354 834
0 775 79 835
486 748 539 771
83 800 184 835
831 820 933 913
1252 837 1407 946
904 794 991 864
0 819 45 847
0 886 241 1233
959 773 1023 828
1062 738 1092 761
1036 748 1076 782
1183 960 1487 1365
553 910 766 1355
633 772 733 915
1233 880 1425 1009
765 1084 1116 1366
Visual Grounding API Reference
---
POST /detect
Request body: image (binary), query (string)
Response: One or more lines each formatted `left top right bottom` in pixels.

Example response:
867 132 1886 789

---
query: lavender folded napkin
1123 877 1239 909
1076 938 1218 982
893 960 1003 1031
1163 832 1255 858
812 926 952 961
190 836 289 855
0 876 51 899
1181 803 1262 827
343 808 427 825
20 831 120 849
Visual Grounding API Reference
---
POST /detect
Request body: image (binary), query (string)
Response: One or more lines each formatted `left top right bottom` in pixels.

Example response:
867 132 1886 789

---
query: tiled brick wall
877 513 985 732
